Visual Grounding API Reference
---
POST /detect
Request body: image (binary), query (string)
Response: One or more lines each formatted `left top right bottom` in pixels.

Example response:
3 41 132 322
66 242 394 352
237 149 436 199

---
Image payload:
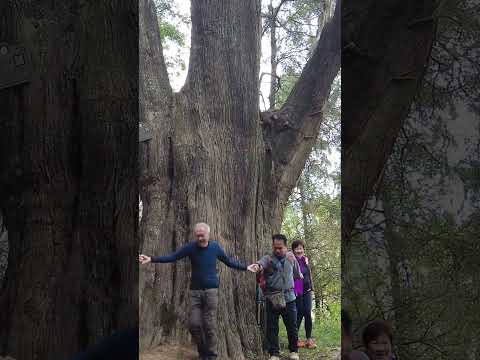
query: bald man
139 223 258 360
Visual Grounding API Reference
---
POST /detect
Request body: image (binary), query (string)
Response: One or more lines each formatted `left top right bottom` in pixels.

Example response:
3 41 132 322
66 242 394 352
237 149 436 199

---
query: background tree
261 0 335 110
139 0 340 358
0 2 138 359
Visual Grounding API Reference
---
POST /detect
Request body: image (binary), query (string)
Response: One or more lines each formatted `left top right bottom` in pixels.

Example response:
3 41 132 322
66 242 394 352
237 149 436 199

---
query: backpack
256 258 270 292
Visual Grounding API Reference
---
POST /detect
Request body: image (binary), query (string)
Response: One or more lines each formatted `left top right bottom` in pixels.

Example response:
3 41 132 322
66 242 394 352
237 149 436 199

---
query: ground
278 316 340 360
140 344 198 360
140 313 340 359
140 345 339 360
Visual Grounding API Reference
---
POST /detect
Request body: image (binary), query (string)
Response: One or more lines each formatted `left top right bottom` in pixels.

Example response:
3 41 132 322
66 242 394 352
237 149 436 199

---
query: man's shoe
269 356 281 360
297 339 306 348
305 338 317 349
289 352 300 360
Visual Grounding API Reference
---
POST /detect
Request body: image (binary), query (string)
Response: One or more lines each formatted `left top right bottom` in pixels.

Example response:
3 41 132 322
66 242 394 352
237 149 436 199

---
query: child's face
366 333 393 360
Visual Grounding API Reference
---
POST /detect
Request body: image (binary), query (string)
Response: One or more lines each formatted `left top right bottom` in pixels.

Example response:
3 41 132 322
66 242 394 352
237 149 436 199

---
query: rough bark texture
139 0 340 358
0 2 138 359
342 0 439 241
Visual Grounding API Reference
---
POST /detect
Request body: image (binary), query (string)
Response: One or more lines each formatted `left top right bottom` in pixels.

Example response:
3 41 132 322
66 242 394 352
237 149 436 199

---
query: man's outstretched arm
139 243 193 264
216 243 258 272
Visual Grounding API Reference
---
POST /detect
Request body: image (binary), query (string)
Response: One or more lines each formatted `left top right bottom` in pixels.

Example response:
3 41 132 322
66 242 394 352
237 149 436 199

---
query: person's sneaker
269 356 281 360
305 338 317 349
297 339 306 348
289 352 300 360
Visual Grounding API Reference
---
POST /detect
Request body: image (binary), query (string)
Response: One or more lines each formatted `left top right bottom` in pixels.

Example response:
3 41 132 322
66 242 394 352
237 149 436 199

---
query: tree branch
261 0 340 206
341 0 439 241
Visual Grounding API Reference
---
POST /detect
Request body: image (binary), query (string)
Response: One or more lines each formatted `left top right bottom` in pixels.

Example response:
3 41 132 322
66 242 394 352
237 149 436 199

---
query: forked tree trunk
342 0 439 241
0 2 138 359
139 0 340 358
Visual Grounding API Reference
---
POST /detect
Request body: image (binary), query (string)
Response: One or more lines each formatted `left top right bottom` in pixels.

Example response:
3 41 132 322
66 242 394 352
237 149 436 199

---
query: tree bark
0 2 138 359
342 0 439 241
139 0 340 358
318 0 336 40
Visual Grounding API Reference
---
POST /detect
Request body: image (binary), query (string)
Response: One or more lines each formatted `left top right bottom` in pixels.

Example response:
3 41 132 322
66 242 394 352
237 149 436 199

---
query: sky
160 0 340 196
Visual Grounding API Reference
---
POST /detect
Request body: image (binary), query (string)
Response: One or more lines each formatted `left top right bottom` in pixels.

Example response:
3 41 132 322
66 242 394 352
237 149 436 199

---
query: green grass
278 308 340 360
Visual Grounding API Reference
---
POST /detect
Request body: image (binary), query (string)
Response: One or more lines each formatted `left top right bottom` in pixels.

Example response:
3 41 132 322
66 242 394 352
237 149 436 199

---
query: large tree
139 0 340 358
0 2 138 359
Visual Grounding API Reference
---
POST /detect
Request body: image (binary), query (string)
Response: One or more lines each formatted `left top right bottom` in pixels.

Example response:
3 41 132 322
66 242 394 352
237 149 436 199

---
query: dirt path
140 345 198 360
140 345 340 360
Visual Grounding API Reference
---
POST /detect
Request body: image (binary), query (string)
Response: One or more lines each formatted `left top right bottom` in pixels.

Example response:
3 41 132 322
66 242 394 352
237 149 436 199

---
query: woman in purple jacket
292 240 316 349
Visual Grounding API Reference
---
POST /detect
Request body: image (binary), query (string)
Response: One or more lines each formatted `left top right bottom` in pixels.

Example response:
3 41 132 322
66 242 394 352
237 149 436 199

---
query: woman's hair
362 320 393 347
291 239 305 251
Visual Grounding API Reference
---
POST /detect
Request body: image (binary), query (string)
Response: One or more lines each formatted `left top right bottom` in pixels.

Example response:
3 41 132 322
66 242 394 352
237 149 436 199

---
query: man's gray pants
189 288 219 359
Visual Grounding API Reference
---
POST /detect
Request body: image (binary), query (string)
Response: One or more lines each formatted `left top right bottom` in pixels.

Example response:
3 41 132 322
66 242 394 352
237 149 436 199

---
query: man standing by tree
139 222 258 360
254 234 303 360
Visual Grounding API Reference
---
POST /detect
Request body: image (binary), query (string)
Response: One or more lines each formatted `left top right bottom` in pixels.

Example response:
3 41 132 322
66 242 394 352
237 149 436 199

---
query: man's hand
247 264 261 273
287 252 296 262
139 254 151 265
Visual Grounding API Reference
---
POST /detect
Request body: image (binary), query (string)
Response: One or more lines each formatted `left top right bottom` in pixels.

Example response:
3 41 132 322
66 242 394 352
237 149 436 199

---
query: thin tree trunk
0 2 138 359
298 177 322 310
382 198 405 360
269 2 278 110
139 0 340 358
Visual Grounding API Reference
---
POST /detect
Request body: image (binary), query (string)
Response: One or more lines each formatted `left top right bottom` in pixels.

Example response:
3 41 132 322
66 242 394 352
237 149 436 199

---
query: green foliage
275 71 300 108
154 0 190 83
279 309 340 359
159 22 185 47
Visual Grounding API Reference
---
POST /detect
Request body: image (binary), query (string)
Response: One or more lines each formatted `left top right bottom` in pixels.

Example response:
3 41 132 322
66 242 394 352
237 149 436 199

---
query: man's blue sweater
151 240 247 290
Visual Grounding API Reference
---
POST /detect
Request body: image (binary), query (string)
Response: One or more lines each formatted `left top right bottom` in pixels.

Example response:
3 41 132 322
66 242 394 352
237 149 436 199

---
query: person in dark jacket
292 240 316 349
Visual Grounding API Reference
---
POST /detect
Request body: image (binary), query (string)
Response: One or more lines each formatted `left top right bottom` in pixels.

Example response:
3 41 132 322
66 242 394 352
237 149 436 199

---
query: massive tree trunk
139 0 340 358
342 0 439 241
0 2 138 359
